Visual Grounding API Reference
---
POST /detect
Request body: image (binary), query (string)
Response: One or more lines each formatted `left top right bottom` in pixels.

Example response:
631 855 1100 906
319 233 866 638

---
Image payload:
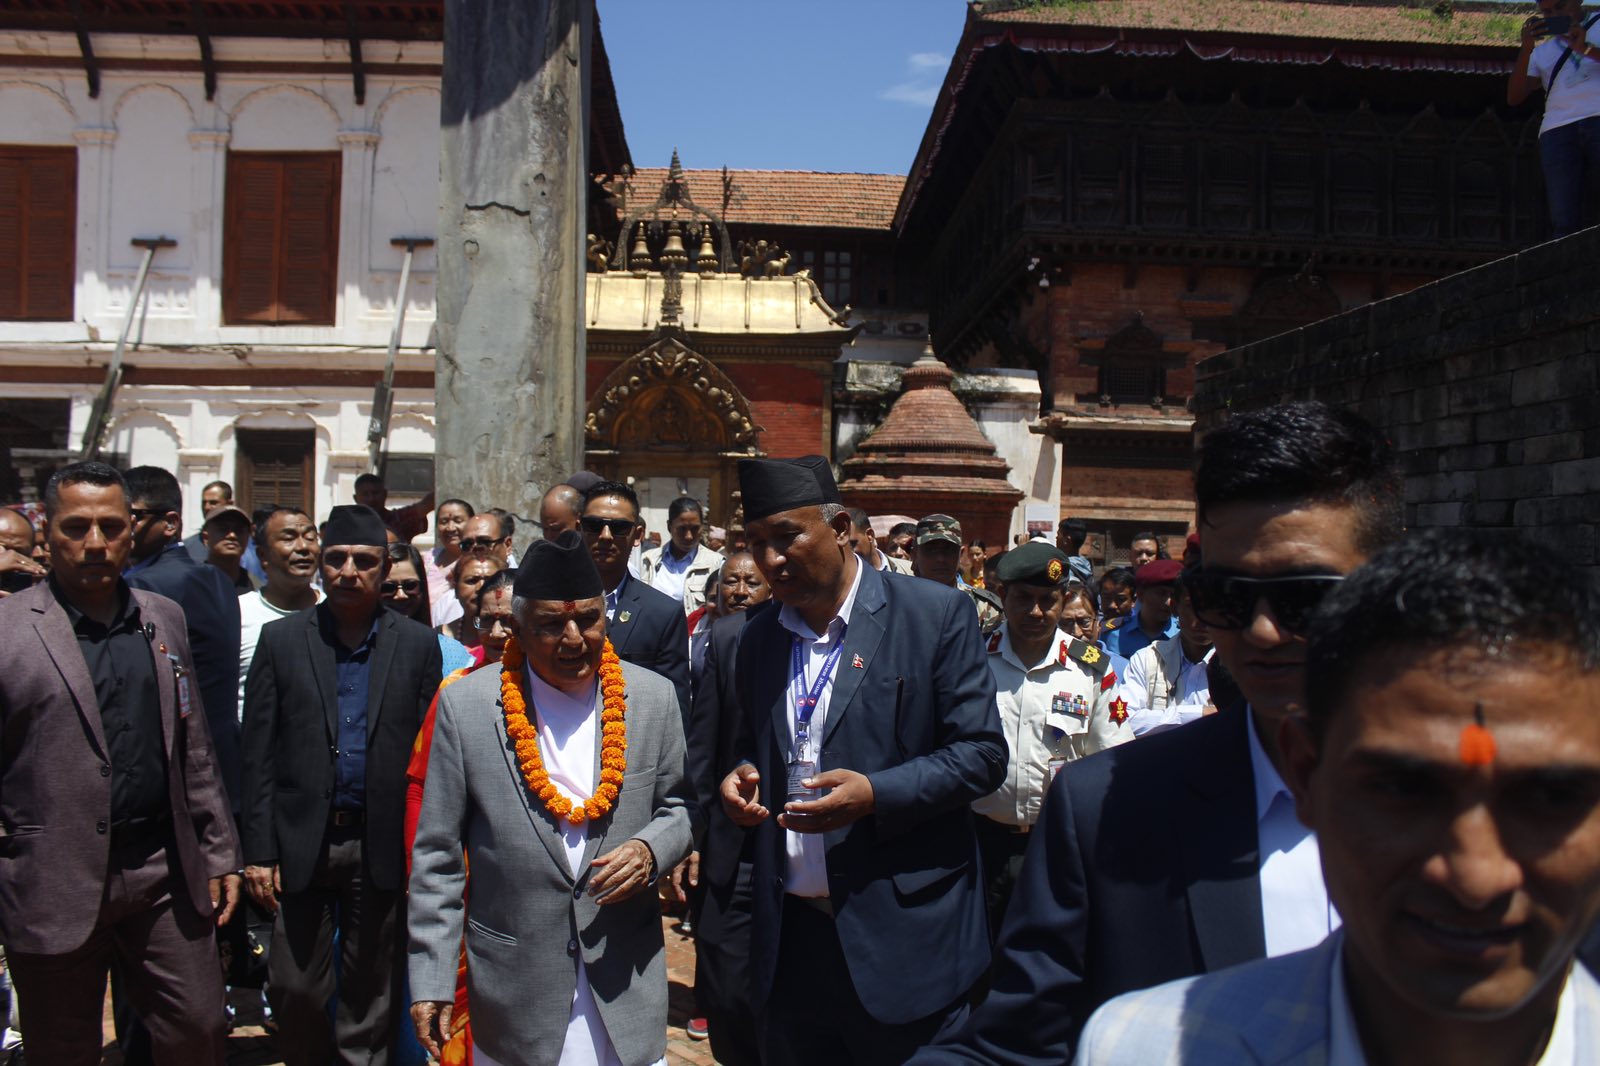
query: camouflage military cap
916 513 962 546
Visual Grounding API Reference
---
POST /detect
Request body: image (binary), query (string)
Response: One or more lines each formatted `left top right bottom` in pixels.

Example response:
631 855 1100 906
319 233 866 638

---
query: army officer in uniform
971 541 1131 932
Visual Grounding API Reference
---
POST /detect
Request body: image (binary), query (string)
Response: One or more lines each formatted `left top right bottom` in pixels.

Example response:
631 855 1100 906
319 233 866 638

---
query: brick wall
1194 228 1600 569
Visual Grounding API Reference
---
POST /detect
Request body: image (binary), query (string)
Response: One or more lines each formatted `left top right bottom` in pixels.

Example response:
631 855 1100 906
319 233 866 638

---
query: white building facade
0 26 442 534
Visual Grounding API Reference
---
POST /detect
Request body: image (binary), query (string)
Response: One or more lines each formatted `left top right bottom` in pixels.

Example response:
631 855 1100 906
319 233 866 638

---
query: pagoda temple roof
623 168 905 232
839 351 1023 506
895 0 1524 232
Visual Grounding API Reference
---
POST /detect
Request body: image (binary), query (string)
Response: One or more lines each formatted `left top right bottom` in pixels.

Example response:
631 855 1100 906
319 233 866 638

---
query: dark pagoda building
894 0 1542 565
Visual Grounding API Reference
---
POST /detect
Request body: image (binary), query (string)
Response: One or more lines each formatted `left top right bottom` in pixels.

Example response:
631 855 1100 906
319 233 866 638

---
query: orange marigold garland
499 635 627 826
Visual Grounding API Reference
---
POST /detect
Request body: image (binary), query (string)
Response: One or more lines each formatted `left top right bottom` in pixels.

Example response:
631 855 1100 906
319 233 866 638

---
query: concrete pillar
435 0 590 529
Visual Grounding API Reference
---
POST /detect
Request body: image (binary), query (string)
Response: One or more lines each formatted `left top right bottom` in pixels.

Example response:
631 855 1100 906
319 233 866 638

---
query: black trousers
693 863 761 1066
763 899 969 1066
267 826 401 1066
973 817 1032 940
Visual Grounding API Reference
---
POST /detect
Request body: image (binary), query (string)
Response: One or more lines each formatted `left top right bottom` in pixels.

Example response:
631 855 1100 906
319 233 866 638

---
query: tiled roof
974 0 1523 49
621 168 905 232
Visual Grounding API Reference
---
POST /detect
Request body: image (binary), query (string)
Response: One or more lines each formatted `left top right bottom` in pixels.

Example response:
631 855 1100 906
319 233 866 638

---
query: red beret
1135 559 1184 590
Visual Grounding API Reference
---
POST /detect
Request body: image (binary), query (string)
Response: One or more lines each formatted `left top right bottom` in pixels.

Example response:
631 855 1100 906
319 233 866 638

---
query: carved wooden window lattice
1095 314 1167 406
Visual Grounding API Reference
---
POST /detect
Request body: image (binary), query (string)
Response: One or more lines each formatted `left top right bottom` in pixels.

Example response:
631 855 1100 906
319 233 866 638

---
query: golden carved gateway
584 336 760 453
582 155 856 536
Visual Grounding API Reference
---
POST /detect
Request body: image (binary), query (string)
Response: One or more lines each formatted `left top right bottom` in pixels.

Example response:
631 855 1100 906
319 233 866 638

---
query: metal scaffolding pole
79 237 176 461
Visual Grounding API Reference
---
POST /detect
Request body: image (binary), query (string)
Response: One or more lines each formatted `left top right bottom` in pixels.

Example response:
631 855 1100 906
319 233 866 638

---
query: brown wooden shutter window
0 146 77 321
223 152 340 325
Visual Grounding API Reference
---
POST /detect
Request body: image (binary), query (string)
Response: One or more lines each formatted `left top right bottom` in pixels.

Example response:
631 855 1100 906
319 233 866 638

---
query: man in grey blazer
0 462 241 1063
409 530 695 1066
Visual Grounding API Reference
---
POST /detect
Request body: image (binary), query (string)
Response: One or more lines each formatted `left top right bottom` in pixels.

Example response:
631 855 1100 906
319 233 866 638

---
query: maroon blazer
0 582 241 954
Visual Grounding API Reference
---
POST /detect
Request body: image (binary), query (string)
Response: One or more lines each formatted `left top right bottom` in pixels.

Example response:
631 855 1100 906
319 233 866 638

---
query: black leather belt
109 811 172 851
787 894 834 918
329 809 366 828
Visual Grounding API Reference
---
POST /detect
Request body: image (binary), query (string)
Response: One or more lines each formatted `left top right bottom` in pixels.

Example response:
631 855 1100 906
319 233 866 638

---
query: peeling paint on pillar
437 0 589 550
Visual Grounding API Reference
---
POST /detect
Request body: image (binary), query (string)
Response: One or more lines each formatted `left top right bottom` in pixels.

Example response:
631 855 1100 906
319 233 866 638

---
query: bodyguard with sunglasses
580 481 691 722
911 401 1401 1065
241 505 442 1065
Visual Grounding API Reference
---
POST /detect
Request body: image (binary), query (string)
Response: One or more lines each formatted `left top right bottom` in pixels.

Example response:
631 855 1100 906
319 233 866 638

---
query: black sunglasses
460 536 505 552
1184 571 1345 634
581 516 637 538
380 578 421 595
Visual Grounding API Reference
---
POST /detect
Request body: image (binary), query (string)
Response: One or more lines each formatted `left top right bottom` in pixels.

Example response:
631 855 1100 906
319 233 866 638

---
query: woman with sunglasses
382 543 475 678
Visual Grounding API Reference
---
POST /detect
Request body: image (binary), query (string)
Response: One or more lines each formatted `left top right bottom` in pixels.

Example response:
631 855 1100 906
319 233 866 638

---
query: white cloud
879 51 948 107
881 82 940 107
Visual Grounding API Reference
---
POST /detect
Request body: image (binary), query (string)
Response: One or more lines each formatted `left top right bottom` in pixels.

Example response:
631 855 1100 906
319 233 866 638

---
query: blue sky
597 0 970 175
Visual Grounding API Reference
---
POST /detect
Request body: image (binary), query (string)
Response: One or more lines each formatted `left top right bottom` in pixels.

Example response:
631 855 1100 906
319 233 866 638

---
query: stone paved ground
96 913 719 1065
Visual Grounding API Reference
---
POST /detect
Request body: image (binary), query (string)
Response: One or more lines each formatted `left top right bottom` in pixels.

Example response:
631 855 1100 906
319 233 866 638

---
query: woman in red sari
404 571 515 1064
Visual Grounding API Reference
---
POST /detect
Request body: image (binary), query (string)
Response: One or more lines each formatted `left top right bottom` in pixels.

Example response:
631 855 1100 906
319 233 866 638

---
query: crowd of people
0 398 1596 1066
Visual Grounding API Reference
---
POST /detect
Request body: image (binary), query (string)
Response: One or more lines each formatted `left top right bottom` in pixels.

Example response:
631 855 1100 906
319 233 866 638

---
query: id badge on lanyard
786 630 846 805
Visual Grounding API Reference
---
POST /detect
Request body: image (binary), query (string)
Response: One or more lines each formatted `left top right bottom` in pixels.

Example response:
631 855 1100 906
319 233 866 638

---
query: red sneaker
686 1017 710 1041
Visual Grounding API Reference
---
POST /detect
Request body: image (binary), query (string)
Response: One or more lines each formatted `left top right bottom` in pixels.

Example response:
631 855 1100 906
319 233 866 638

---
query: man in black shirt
0 461 240 1062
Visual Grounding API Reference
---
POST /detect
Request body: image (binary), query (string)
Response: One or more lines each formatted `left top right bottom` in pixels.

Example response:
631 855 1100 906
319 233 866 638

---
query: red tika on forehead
563 600 576 613
1460 703 1497 768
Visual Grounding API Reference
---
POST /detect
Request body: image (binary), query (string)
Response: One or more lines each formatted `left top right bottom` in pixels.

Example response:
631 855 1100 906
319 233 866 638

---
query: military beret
1135 558 1184 590
996 540 1071 587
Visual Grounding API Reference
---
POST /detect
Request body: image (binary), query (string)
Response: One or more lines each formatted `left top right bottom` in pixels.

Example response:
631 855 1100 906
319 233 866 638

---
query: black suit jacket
736 564 1007 1026
240 604 441 894
127 542 244 809
687 609 760 888
609 576 690 721
913 705 1263 1064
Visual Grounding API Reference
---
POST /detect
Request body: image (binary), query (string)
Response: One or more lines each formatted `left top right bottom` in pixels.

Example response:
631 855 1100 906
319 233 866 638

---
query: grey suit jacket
408 660 695 1066
0 582 240 954
1074 932 1600 1064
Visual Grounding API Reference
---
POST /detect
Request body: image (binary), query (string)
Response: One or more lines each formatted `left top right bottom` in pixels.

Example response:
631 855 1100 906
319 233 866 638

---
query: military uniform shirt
972 625 1132 828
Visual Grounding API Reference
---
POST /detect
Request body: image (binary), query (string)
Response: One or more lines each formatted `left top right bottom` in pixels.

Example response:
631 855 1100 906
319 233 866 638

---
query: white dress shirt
1248 715 1340 957
495 668 664 1066
1121 637 1213 737
775 560 863 898
604 574 629 623
646 543 693 603
1327 934 1577 1066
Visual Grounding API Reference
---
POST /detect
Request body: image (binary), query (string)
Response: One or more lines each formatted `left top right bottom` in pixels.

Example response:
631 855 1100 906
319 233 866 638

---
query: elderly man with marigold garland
408 529 695 1066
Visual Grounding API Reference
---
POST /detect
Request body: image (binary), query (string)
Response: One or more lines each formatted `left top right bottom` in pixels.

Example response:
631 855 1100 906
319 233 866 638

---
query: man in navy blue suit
908 402 1403 1065
720 456 1006 1065
579 480 691 721
123 466 244 811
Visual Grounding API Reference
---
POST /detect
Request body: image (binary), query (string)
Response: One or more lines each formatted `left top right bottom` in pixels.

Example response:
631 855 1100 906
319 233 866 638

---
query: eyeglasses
323 549 384 571
460 536 505 552
474 615 512 633
129 508 165 522
1184 571 1345 634
581 516 637 539
380 579 421 595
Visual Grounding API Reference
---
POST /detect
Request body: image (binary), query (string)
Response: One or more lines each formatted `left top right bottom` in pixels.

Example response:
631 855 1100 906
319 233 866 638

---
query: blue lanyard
791 626 848 738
